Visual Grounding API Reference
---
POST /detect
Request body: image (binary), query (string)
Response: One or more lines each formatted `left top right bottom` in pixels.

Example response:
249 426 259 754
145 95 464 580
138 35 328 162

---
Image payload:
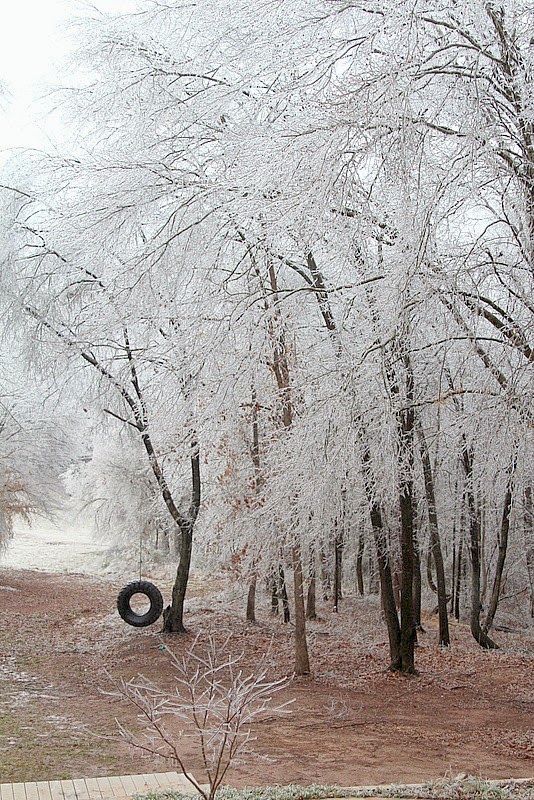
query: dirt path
0 568 532 787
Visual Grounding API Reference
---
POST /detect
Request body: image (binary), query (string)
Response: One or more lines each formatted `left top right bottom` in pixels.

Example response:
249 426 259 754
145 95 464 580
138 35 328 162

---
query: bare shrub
112 636 293 800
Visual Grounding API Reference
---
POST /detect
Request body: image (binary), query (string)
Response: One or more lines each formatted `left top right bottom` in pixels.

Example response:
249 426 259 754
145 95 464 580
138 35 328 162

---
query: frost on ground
0 518 110 576
0 567 533 787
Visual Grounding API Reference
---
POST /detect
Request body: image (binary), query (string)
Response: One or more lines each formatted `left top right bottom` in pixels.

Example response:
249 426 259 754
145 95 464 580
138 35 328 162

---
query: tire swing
117 529 164 628
117 579 163 627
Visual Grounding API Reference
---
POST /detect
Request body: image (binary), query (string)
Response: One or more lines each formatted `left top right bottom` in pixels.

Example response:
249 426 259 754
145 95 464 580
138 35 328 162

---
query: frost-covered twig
111 635 293 800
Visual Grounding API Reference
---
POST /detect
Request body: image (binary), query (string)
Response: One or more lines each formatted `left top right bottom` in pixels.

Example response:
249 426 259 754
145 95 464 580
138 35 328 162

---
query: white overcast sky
0 1 137 155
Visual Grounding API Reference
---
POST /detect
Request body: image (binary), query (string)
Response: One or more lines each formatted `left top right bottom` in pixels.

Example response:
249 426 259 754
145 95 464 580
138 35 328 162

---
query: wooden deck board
48 782 64 800
94 779 114 800
149 775 179 791
11 784 27 800
23 784 39 800
34 782 52 800
0 784 16 800
159 774 191 791
104 777 126 799
0 775 203 800
71 781 90 800
60 780 77 800
81 780 101 800
111 778 135 798
126 777 152 795
139 777 160 793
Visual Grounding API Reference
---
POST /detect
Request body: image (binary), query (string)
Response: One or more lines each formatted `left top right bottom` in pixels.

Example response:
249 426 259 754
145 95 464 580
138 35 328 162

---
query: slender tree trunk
525 487 534 618
480 505 488 603
417 424 450 646
426 533 438 594
333 521 343 612
293 544 311 675
356 528 365 596
306 547 317 620
454 536 462 621
246 575 257 623
278 564 291 623
369 552 380 594
361 438 401 670
320 548 330 600
462 443 499 649
412 525 423 633
483 458 516 633
450 478 459 616
398 353 417 673
246 389 262 624
163 440 201 633
266 261 308 666
271 575 279 615
392 564 401 609
451 543 456 615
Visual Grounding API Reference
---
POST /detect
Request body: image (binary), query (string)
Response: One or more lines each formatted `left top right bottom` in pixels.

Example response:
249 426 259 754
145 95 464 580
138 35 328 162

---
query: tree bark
246 575 257 623
525 487 534 618
246 389 262 624
271 574 279 615
483 457 516 633
356 528 365 595
278 564 291 623
412 525 423 633
293 543 311 675
306 548 317 620
417 424 450 646
454 536 462 621
163 441 201 633
333 521 343 612
320 548 331 600
398 354 417 673
266 261 308 667
462 443 499 649
360 437 401 670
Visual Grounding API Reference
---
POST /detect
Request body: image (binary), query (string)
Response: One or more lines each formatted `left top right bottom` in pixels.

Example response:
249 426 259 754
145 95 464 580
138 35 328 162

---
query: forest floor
0 567 533 789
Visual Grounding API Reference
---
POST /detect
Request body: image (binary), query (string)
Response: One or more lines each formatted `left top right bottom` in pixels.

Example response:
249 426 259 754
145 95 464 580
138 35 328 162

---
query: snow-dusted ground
0 518 111 577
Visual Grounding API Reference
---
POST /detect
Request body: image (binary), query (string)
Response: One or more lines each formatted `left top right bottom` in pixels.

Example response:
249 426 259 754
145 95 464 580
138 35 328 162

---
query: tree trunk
333 522 343 612
399 470 416 672
417 424 450 646
360 437 401 670
246 390 262 625
320 548 330 601
525 487 534 618
293 544 311 675
426 532 438 594
398 354 417 673
462 443 499 649
356 528 365 595
306 548 317 620
392 566 401 609
368 551 380 594
246 574 257 623
451 543 456 616
483 458 516 633
412 525 423 633
271 575 279 615
163 523 193 633
279 564 291 623
162 443 201 633
454 537 462 621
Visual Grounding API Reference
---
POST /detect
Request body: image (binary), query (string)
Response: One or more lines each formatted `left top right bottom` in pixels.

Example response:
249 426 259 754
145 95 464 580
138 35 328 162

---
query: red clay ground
0 567 532 787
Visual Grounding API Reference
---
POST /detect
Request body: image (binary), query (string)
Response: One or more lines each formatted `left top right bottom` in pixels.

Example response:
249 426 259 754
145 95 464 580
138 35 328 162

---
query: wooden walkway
0 772 207 800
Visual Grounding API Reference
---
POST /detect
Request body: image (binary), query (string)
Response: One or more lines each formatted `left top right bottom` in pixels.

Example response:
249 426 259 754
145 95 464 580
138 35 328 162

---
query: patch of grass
135 776 534 800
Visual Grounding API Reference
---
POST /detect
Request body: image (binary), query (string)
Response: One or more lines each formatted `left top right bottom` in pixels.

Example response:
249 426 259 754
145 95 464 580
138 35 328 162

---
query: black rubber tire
116 580 164 627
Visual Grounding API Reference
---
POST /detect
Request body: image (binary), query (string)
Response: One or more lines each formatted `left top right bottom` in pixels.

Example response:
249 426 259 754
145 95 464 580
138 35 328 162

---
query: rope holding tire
116 580 164 627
